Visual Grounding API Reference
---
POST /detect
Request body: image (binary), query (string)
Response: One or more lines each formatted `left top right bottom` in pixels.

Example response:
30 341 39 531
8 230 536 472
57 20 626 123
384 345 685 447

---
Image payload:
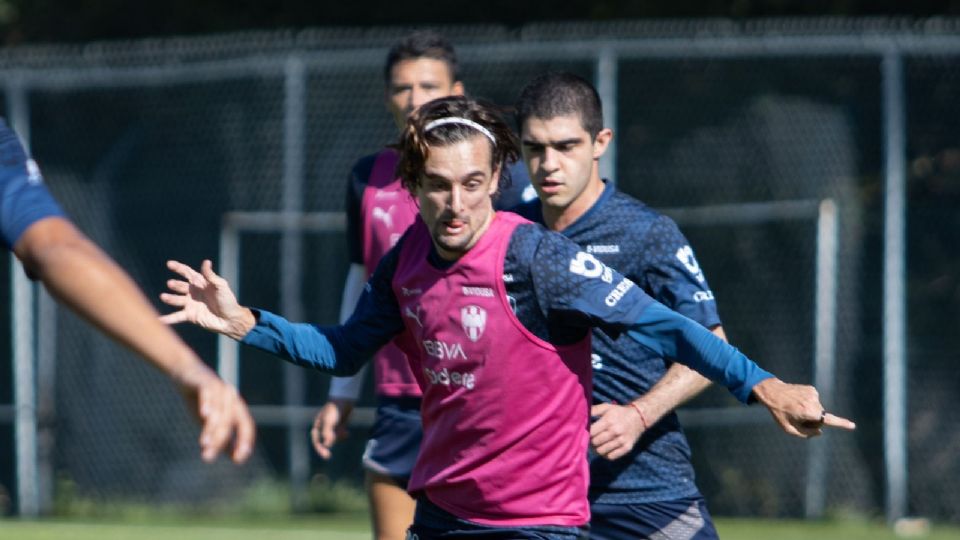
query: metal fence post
281 54 310 509
882 48 908 525
805 199 839 518
7 78 40 517
595 46 618 184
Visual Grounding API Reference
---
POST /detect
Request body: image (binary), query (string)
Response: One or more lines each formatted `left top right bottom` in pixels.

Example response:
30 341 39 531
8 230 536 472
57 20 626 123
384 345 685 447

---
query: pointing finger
823 413 856 431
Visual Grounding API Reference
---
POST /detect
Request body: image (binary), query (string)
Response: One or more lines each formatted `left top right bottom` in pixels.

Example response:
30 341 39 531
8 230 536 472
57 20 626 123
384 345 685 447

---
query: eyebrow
521 137 582 147
422 169 487 182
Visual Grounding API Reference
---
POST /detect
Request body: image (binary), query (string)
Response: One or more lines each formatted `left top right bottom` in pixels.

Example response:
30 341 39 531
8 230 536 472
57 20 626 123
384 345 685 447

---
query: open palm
160 259 251 339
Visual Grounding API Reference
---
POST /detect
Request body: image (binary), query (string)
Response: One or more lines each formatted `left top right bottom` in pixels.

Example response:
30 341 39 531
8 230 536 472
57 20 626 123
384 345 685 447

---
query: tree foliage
2 0 960 45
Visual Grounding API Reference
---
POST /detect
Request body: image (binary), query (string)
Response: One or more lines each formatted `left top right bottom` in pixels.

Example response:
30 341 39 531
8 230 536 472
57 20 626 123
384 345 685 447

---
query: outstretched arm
161 258 401 376
14 217 254 464
627 302 855 437
530 233 855 442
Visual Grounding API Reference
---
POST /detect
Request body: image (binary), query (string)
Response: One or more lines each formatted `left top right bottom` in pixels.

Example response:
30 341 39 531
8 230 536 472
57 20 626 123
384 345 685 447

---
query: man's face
521 113 611 213
415 135 499 261
387 58 464 130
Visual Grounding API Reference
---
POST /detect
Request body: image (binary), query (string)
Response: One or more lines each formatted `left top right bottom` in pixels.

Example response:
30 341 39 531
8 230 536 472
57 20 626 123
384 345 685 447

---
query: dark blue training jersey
346 153 534 265
0 118 64 250
513 181 720 505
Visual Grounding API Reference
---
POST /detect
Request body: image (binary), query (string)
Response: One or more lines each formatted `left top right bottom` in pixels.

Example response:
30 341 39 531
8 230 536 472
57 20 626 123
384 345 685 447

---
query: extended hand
752 378 856 438
589 402 647 460
310 399 354 460
176 362 256 464
160 259 255 340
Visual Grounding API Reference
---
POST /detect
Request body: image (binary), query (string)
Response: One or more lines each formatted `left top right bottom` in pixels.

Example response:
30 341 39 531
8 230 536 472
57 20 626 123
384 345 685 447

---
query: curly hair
396 96 519 196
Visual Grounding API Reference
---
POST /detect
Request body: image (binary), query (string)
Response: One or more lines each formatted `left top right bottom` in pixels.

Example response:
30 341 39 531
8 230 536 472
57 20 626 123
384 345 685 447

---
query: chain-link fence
2 18 958 523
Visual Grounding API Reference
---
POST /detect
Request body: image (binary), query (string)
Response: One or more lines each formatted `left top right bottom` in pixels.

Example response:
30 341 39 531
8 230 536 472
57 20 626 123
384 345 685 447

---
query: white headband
423 117 496 146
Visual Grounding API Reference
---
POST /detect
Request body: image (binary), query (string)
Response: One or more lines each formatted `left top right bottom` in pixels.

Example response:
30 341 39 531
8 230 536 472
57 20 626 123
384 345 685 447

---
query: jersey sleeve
626 302 773 403
529 228 655 335
641 215 721 328
242 238 406 375
0 120 65 250
344 155 377 266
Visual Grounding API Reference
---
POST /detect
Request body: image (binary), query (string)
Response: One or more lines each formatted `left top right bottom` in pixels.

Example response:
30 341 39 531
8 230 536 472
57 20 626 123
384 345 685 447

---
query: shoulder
607 189 661 227
506 221 550 258
512 221 581 262
599 189 688 243
0 119 30 173
349 151 383 184
0 122 65 249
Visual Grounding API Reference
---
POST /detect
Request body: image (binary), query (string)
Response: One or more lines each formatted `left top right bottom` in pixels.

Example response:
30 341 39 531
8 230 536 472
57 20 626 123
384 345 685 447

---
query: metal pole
36 288 57 515
805 199 839 518
281 54 309 509
217 222 241 386
882 49 908 524
7 80 40 517
595 47 618 184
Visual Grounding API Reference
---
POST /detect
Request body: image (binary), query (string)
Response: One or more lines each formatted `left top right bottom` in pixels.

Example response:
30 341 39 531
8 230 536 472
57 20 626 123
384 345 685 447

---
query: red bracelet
628 401 648 431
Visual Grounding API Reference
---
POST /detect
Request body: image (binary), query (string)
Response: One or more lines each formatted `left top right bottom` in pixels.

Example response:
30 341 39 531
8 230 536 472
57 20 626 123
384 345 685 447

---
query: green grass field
2 516 959 540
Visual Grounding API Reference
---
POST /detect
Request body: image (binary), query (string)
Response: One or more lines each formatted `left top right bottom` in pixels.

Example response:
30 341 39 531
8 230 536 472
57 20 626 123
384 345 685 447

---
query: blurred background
1 1 959 535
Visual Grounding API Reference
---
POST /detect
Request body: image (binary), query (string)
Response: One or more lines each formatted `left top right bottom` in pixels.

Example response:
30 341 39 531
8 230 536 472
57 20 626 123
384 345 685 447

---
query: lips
442 219 465 235
539 179 563 194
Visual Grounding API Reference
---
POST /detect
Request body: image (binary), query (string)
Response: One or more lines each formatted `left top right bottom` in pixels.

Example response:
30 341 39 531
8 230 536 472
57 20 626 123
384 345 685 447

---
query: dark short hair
396 96 518 196
384 31 459 85
515 72 604 138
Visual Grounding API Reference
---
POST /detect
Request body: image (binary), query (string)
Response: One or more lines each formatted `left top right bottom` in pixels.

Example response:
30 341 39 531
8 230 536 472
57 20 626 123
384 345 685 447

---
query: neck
542 172 605 232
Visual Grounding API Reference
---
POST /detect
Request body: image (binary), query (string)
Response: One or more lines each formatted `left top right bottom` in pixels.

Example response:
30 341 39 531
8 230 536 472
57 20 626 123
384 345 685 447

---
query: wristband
628 401 648 431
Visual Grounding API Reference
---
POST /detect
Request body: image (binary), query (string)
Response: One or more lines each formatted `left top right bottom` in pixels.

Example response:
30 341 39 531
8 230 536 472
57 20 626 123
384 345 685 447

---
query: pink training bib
359 148 422 397
393 211 593 527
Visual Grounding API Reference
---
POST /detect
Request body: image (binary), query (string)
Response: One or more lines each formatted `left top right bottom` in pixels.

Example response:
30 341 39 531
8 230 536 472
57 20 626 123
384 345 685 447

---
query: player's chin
435 237 471 257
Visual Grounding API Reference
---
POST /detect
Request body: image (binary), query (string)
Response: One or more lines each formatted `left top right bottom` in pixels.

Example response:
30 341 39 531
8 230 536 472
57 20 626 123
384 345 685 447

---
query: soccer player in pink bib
312 32 534 540
161 96 854 539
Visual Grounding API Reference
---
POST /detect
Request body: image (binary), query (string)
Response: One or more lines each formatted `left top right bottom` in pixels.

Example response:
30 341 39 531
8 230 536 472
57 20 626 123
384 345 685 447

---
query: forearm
241 309 371 376
631 364 710 425
627 304 771 403
26 226 206 381
631 326 722 423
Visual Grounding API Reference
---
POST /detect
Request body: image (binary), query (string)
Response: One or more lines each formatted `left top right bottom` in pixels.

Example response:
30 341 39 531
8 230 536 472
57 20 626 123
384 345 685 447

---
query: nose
448 184 464 214
541 147 560 172
410 86 432 112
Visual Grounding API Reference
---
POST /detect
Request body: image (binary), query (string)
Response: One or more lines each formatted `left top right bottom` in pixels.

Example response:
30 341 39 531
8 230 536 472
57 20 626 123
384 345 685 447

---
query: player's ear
451 81 465 96
592 128 613 160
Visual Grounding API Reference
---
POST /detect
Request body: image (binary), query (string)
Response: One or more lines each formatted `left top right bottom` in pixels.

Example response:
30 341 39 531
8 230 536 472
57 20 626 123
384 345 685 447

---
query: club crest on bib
460 305 487 342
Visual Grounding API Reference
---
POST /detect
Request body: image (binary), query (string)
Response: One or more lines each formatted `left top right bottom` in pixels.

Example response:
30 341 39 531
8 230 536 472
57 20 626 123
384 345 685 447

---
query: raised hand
751 378 856 438
160 259 255 340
